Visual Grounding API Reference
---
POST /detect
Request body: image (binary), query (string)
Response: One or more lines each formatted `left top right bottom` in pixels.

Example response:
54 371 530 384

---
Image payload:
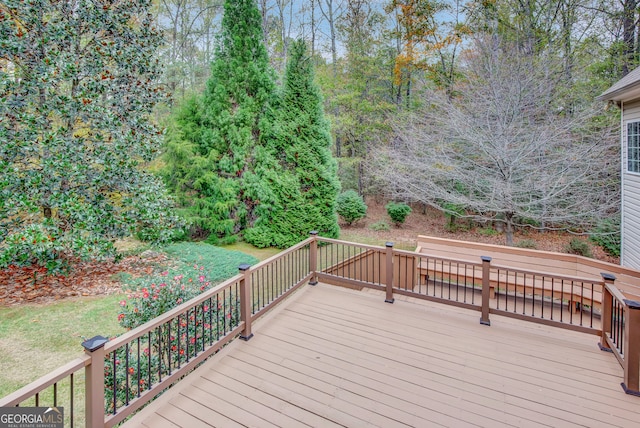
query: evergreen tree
0 0 180 272
245 40 340 247
163 0 277 244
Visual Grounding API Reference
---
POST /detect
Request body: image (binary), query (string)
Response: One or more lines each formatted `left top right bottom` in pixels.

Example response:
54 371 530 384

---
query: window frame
626 120 640 174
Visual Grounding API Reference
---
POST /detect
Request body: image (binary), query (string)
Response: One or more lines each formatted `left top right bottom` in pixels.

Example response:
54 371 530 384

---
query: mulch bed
0 251 170 306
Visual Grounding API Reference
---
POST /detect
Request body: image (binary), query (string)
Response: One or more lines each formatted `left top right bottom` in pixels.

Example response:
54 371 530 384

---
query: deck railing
314 235 639 395
600 274 640 396
1 234 638 428
0 356 89 427
317 237 603 332
0 237 314 427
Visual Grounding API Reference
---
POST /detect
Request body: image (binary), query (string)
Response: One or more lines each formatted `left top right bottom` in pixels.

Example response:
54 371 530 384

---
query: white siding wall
622 101 640 268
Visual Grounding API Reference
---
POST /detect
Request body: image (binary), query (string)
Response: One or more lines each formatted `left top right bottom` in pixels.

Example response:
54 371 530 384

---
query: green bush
369 220 390 232
336 190 367 225
515 239 537 249
111 265 240 413
590 219 620 257
0 220 115 275
109 243 255 409
441 202 466 232
477 227 499 236
565 238 592 258
385 202 412 226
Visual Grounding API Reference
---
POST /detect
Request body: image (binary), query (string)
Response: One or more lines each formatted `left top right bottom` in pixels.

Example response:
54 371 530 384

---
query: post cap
481 256 492 262
238 264 251 272
601 273 616 281
385 242 394 248
82 335 109 352
624 299 640 310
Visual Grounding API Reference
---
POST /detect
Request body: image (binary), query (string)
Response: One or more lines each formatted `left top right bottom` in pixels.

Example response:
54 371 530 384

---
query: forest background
155 0 627 245
1 0 636 274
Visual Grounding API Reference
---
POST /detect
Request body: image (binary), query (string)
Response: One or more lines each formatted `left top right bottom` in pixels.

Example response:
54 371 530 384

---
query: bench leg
569 300 580 313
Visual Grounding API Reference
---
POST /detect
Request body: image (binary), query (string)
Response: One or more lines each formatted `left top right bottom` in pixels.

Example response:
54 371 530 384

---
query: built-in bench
417 257 602 312
415 235 640 312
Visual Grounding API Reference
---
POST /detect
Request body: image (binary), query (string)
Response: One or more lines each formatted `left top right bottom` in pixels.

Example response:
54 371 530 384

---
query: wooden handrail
317 236 387 252
0 355 90 407
605 282 628 303
249 237 313 271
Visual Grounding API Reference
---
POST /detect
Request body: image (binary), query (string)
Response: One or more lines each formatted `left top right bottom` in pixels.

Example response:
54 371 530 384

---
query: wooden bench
416 250 603 313
415 235 640 302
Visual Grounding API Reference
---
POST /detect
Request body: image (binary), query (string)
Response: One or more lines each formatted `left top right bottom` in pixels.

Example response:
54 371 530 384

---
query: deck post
622 299 640 396
480 256 492 326
385 242 394 303
309 231 318 286
599 273 616 352
239 264 254 341
82 335 108 428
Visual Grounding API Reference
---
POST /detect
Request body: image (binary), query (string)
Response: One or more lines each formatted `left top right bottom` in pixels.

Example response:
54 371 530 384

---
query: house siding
622 100 640 269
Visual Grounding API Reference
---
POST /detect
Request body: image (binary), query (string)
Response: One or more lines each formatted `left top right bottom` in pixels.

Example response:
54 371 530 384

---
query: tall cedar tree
0 0 180 271
244 40 340 248
163 0 276 244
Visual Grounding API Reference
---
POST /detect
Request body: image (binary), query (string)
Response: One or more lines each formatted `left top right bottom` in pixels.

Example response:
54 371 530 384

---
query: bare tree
373 37 619 246
155 0 223 98
275 0 294 68
317 0 345 77
258 0 272 46
296 0 322 58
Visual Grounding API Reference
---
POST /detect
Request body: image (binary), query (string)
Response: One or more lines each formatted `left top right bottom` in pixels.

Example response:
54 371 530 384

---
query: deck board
122 283 638 428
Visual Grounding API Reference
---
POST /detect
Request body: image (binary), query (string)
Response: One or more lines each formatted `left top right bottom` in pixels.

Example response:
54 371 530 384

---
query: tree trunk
622 0 637 76
310 0 317 58
505 213 515 246
259 0 269 47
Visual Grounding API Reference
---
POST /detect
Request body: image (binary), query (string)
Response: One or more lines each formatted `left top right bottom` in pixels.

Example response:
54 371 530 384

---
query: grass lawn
0 294 124 398
221 241 281 261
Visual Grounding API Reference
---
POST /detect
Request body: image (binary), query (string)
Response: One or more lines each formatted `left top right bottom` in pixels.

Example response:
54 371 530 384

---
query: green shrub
515 239 537 249
477 227 499 236
441 202 466 232
385 202 412 226
565 238 592 258
336 190 367 225
369 220 390 232
0 220 115 275
590 219 620 257
111 265 240 413
515 217 540 228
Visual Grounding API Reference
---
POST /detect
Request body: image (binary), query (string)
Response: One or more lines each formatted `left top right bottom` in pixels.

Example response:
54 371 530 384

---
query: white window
628 121 640 173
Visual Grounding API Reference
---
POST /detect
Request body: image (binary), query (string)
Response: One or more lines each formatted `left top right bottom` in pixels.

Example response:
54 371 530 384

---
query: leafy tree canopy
0 0 181 273
164 2 340 248
245 39 340 248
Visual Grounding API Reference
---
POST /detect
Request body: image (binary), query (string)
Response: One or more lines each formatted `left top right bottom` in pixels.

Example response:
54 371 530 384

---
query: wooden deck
122 283 638 428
